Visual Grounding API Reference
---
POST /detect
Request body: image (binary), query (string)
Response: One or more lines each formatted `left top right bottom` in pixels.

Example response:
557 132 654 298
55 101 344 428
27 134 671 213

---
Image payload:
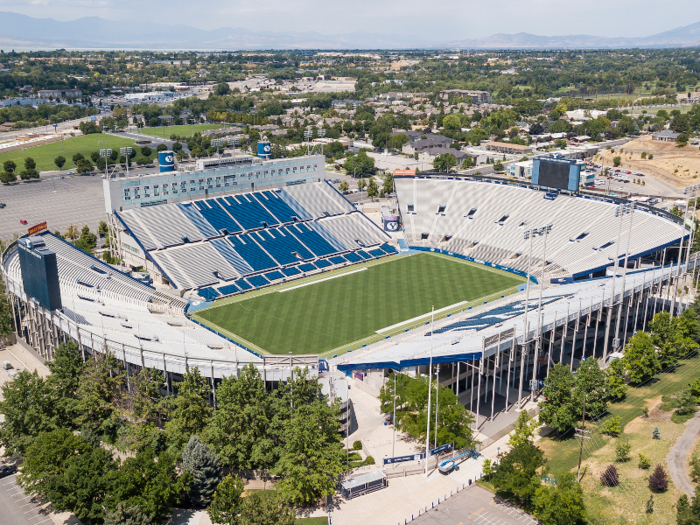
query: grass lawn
0 133 138 172
193 252 524 355
295 518 328 525
139 124 224 139
538 353 700 524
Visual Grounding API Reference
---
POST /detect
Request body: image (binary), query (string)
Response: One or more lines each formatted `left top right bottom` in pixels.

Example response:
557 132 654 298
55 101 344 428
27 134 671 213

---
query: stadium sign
429 443 453 456
27 222 48 235
393 169 416 176
383 453 425 465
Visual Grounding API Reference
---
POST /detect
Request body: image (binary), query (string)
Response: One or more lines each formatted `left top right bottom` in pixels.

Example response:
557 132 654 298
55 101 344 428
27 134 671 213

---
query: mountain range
0 12 699 50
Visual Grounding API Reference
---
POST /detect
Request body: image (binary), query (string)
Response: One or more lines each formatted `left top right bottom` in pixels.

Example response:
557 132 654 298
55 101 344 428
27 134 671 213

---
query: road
0 474 53 525
666 412 700 498
411 485 539 525
0 175 107 241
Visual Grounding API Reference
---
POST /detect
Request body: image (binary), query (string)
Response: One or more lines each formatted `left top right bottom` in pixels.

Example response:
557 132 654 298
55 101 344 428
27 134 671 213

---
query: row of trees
0 344 345 523
0 158 39 183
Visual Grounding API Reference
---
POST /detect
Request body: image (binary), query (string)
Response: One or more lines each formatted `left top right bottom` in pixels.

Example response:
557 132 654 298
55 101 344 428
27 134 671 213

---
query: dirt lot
598 135 700 188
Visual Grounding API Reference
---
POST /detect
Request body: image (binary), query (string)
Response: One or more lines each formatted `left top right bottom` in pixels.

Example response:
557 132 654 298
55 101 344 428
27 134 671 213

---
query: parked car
0 203 6 208
20 219 27 225
0 465 17 478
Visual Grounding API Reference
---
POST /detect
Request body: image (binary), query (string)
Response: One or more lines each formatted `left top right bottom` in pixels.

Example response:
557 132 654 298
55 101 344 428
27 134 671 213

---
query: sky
0 0 699 41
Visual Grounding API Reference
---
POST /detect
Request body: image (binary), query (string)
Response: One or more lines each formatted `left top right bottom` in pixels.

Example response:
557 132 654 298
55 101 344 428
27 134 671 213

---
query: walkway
666 411 700 498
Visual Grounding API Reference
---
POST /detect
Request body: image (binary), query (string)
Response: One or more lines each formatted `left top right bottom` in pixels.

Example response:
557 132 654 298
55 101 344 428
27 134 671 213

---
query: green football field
193 253 524 356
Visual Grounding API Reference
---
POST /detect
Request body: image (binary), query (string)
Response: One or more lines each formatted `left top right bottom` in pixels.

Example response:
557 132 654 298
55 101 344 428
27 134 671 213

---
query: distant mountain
0 12 436 50
1 12 699 51
443 22 700 49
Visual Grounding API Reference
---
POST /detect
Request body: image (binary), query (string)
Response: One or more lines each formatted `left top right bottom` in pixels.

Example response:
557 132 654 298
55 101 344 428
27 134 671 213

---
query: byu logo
386 221 399 231
165 155 173 163
264 145 271 152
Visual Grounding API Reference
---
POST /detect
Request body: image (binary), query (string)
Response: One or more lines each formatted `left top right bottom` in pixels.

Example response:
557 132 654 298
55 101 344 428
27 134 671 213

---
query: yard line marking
376 300 468 333
277 267 367 292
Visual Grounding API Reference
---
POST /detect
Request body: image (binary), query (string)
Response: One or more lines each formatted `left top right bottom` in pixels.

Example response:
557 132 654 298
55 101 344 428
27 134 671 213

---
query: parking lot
411 485 539 525
0 474 54 525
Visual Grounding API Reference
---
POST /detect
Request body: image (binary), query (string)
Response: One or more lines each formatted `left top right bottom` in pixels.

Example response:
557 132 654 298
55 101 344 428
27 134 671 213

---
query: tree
0 371 58 455
104 503 150 525
443 114 462 131
65 224 79 241
539 363 578 434
3 160 16 175
165 368 212 454
675 388 698 416
653 427 661 439
491 442 546 505
677 487 700 525
482 458 493 481
140 146 152 157
607 357 627 399
344 150 374 176
21 156 39 179
677 133 689 147
72 153 84 165
533 473 585 525
215 82 231 96
615 439 631 462
0 280 14 338
600 464 619 487
382 172 394 195
638 453 651 470
366 178 379 200
240 491 295 525
182 436 222 507
613 156 622 167
76 158 93 174
574 358 609 417
433 153 457 172
274 370 344 506
46 341 84 427
387 133 409 151
646 494 654 514
74 225 98 254
649 464 669 492
338 180 349 192
74 350 124 437
156 143 168 152
109 448 189 523
508 410 538 448
357 178 367 191
208 474 245 525
623 331 660 383
600 416 622 437
203 365 274 469
54 155 66 169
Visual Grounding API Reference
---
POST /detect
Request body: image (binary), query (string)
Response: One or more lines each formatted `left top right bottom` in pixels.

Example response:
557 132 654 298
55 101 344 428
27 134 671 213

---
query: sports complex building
1 152 697 431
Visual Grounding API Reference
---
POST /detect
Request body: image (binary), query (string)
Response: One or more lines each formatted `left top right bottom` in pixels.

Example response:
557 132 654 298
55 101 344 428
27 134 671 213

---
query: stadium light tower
425 305 435 479
211 138 226 157
603 202 634 362
304 129 312 156
613 203 636 344
120 147 132 177
100 148 112 180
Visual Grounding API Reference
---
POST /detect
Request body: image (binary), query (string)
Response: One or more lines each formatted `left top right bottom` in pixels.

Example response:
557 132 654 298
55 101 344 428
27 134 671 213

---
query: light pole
613 203 635 343
434 365 440 450
425 305 435 479
120 147 133 177
531 223 552 399
100 148 112 180
392 370 397 458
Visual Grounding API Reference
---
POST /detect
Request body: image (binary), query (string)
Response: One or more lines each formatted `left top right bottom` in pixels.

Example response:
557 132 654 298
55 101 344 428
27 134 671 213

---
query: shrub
353 440 362 451
364 456 375 466
638 453 651 469
615 440 631 462
601 416 622 437
691 454 700 483
648 464 669 492
652 427 660 439
649 154 654 160
601 464 620 487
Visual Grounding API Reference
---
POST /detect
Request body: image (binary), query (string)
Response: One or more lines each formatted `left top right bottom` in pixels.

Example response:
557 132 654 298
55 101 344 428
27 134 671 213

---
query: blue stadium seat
357 250 372 259
235 279 253 291
217 283 240 296
227 235 278 272
298 263 317 272
198 287 220 301
329 255 346 265
315 259 332 269
368 248 385 257
263 270 285 281
247 275 269 288
253 191 301 224
344 252 363 263
380 244 398 254
253 228 313 265
289 223 338 257
195 200 242 234
217 194 279 230
281 266 301 277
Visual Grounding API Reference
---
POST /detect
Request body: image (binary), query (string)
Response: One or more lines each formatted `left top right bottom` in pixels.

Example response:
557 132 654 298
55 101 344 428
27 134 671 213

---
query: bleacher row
116 182 394 296
396 178 686 279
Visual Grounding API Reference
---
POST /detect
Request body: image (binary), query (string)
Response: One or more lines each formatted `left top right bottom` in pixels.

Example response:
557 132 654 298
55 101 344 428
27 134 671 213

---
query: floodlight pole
531 224 552 401
603 204 629 362
434 364 440 450
392 370 397 458
671 199 691 317
425 306 434 479
614 205 635 343
518 229 535 408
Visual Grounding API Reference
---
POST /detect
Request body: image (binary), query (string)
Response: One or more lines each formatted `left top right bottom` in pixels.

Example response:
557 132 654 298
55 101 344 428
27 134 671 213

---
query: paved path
666 412 700 497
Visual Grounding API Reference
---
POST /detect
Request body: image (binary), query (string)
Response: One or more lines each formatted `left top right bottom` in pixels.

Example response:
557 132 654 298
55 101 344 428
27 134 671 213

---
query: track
666 412 700 498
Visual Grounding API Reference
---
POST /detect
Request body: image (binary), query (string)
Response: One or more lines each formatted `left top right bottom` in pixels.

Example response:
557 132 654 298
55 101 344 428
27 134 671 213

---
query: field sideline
192 252 524 356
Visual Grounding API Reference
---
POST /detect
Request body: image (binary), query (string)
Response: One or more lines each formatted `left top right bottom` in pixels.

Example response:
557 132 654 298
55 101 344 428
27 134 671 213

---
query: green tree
165 368 212 454
72 153 84 165
539 363 578 433
574 357 609 417
344 150 374 176
204 364 274 469
533 473 585 525
240 491 295 525
74 350 124 437
208 474 245 525
215 82 231 96
21 156 39 179
607 357 628 399
433 153 457 172
382 172 394 195
508 410 538 447
482 458 494 481
54 155 66 169
0 370 57 455
109 448 189 523
182 436 222 507
677 487 700 525
613 156 622 167
491 442 546 505
623 331 660 383
46 341 84 427
0 279 14 337
366 178 379 200
76 158 93 174
3 160 16 175
357 178 367 191
493 161 505 172
387 133 409 151
443 114 462 131
677 133 689 147
615 439 631 462
104 503 151 525
338 180 349 192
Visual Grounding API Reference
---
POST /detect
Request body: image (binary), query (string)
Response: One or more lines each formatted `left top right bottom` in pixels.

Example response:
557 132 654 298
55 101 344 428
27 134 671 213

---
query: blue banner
383 453 425 465
429 443 453 456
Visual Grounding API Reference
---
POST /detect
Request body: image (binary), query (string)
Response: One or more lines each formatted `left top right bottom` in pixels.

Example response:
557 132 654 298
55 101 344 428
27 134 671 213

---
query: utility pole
575 395 591 483
392 370 397 458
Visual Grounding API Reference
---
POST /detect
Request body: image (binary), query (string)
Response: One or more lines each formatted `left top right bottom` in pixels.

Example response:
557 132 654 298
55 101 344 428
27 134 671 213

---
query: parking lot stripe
468 507 485 520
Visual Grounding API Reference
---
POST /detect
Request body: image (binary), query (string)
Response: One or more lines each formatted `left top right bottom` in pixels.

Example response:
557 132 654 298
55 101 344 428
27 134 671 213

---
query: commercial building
401 135 452 155
38 89 82 99
439 89 491 104
485 141 532 155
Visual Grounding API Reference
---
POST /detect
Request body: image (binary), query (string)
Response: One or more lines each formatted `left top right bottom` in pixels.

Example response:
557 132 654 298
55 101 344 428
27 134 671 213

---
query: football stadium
1 150 696 427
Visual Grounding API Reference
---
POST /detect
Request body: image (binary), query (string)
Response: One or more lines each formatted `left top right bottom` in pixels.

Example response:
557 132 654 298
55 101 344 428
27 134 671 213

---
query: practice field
193 253 524 356
139 124 224 139
0 133 137 172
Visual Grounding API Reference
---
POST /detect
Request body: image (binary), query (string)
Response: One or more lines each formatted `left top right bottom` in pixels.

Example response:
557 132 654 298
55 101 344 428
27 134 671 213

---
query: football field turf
193 253 524 356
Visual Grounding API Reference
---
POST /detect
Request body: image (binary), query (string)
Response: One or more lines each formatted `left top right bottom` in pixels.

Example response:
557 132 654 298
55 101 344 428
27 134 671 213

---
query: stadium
1 151 696 432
